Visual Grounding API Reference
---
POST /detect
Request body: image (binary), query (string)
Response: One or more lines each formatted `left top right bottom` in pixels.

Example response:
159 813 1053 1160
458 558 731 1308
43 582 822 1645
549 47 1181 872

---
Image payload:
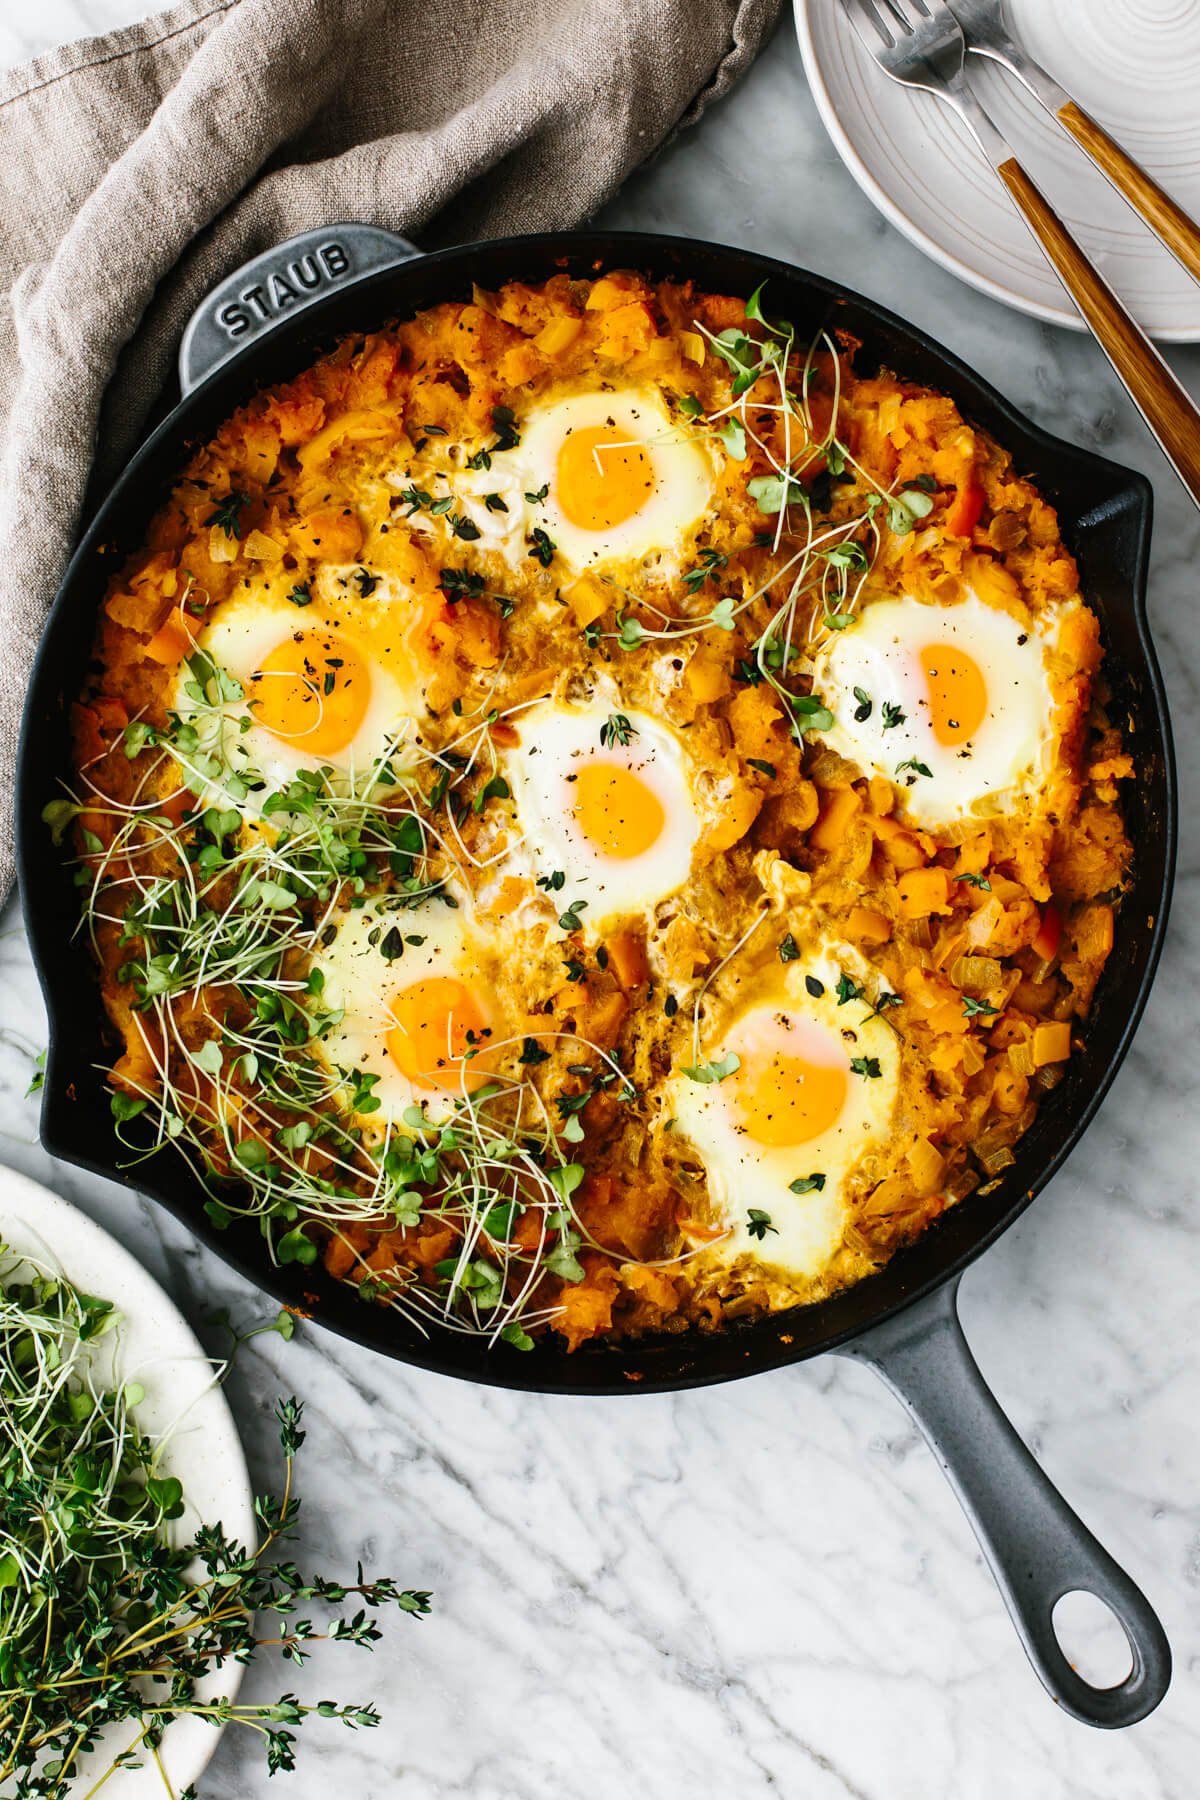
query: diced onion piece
243 529 284 563
534 315 583 357
951 953 1001 992
906 1136 945 1195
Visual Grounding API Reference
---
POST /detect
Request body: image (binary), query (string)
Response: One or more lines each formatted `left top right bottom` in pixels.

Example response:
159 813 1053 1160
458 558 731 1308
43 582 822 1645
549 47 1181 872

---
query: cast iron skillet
16 228 1176 1727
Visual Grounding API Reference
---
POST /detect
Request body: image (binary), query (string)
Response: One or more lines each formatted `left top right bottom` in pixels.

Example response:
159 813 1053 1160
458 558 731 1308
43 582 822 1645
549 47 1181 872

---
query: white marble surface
3 6 1200 1798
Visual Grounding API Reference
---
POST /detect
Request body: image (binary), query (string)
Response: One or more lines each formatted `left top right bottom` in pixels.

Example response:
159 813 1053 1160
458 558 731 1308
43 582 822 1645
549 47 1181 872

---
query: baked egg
809 590 1062 827
501 696 701 930
311 894 506 1128
402 387 716 577
668 939 901 1281
174 565 429 796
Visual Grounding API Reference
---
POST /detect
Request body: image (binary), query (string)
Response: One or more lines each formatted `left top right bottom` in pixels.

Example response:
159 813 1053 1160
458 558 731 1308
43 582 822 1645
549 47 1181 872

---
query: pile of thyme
0 1253 429 1796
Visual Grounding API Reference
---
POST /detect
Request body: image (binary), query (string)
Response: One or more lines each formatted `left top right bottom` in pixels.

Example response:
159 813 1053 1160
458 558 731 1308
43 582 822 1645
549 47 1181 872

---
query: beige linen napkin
0 0 779 898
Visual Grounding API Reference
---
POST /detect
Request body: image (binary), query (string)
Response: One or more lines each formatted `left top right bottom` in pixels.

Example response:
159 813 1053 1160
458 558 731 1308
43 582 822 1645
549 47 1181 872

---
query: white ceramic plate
795 0 1200 340
0 1166 255 1798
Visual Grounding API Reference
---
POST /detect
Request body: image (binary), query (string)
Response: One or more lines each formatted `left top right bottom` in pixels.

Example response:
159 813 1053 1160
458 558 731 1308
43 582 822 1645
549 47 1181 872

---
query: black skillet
16 227 1176 1728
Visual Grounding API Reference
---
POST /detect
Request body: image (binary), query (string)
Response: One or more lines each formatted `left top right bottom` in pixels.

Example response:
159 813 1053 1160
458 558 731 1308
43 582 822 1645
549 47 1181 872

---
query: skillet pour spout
17 225 1176 1727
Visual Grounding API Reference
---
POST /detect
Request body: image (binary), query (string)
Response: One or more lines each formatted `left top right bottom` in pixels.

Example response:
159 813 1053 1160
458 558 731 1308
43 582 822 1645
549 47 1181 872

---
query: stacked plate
795 0 1200 340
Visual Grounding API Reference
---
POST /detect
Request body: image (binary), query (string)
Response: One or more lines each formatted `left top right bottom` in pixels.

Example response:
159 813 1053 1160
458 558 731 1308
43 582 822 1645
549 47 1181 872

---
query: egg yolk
556 424 656 532
920 643 988 746
572 761 665 860
733 1036 848 1148
249 630 371 755
386 976 493 1092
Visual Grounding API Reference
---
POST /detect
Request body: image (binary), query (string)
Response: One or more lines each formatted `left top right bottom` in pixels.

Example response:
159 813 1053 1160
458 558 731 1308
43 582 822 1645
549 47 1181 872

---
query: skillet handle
836 1276 1171 1727
178 224 422 394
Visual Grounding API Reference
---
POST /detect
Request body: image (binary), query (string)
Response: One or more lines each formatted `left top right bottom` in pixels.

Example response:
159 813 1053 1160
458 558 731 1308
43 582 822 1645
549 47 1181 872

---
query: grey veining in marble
2 6 1199 1798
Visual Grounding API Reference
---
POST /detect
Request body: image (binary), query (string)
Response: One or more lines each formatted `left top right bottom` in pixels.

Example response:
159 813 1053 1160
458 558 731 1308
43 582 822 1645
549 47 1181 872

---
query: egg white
668 939 900 1281
501 696 701 930
809 589 1061 828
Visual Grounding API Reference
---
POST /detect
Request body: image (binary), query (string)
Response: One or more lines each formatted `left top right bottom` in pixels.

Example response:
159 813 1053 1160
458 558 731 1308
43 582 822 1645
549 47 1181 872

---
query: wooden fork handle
1056 100 1200 290
997 157 1200 510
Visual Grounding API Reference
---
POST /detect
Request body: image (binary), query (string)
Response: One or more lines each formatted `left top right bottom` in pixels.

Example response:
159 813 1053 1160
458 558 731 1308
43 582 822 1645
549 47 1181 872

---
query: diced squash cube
1032 1021 1072 1066
896 867 952 919
810 786 861 851
290 506 364 561
847 905 892 944
606 933 651 990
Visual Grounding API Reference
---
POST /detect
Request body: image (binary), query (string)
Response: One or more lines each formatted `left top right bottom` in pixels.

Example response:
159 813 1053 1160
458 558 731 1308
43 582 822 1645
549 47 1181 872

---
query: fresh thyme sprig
0 1254 429 1796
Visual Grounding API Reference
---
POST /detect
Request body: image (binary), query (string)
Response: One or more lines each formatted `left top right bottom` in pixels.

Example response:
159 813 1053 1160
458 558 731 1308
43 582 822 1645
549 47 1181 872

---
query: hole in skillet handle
177 224 423 395
1053 1590 1135 1689
837 1275 1171 1728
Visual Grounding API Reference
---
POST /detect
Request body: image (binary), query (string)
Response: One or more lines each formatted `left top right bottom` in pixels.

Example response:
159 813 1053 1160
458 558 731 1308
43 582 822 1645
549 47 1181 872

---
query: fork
950 0 1200 289
838 0 1200 512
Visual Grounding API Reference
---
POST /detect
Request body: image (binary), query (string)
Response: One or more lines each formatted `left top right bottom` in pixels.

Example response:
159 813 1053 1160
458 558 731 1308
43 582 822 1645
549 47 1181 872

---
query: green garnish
681 1053 740 1085
473 774 511 814
527 528 555 567
682 547 728 592
962 996 1000 1019
746 1209 777 1240
600 713 636 749
0 1256 428 1793
789 1173 827 1194
204 491 250 538
439 567 486 602
850 1056 883 1079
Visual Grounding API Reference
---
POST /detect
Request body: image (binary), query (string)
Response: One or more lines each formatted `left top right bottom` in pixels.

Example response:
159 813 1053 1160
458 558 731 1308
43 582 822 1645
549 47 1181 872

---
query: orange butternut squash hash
54 271 1131 1351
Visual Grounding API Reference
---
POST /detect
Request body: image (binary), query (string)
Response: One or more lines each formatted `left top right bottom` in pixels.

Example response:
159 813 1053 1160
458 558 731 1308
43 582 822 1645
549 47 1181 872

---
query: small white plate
795 0 1200 340
0 1167 255 1798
